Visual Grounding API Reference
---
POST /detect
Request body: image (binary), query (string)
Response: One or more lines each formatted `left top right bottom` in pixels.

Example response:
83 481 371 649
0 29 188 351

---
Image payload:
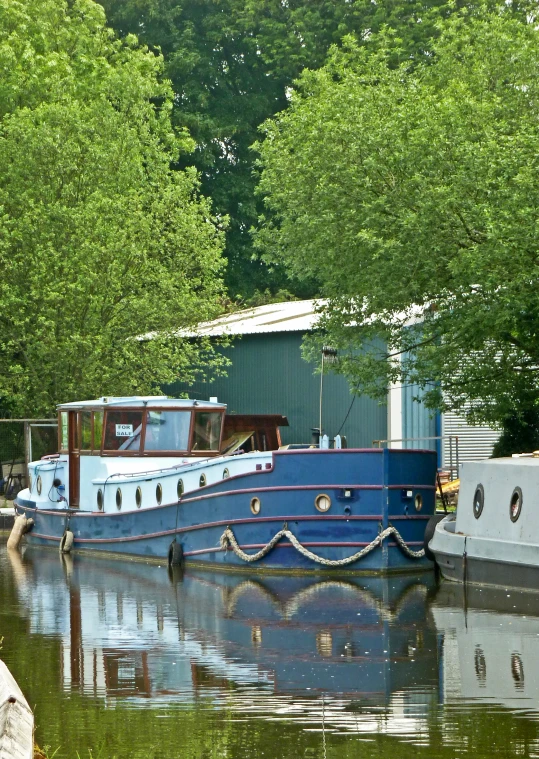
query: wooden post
0 659 33 759
23 422 30 491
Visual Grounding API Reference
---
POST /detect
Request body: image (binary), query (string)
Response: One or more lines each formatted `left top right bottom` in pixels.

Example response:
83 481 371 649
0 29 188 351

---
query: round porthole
177 479 184 498
36 475 42 496
510 487 522 522
135 486 142 509
97 488 103 511
414 493 423 512
223 468 230 479
199 473 207 487
116 488 122 511
315 493 331 512
156 483 163 505
473 484 484 519
250 496 261 515
511 653 525 689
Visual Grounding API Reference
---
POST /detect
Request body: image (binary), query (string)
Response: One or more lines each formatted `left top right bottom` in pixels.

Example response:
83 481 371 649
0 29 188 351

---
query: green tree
100 0 472 299
256 8 539 439
0 0 226 416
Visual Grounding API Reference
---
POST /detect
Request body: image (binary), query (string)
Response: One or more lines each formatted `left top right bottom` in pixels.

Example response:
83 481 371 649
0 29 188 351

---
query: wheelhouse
58 397 226 458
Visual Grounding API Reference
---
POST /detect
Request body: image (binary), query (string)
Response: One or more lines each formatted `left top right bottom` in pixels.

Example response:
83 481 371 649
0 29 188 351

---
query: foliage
99 0 474 298
256 8 539 430
0 0 226 416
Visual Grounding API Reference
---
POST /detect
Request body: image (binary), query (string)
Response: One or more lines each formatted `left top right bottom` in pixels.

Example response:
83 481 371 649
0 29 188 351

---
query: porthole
177 479 184 498
135 486 142 509
315 493 331 512
97 488 103 511
473 484 484 519
414 493 423 512
199 473 207 487
510 487 522 523
28 475 32 493
116 488 122 511
250 496 261 515
36 475 42 496
156 483 162 505
223 468 230 479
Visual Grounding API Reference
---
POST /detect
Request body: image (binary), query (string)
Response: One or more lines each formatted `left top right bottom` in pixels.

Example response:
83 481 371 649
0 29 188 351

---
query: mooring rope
219 523 425 567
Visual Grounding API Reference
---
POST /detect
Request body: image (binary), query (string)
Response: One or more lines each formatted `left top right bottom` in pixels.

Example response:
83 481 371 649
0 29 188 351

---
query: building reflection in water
7 546 539 740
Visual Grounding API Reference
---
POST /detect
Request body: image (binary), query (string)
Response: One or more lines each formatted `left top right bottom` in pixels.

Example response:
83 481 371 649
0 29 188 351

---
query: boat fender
59 530 74 554
168 540 184 567
423 514 445 561
7 515 29 550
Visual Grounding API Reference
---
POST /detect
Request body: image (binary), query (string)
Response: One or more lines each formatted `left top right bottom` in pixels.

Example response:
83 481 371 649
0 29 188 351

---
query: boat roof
57 396 226 410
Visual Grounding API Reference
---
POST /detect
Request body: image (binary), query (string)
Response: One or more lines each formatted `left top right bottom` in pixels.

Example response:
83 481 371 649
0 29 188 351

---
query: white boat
428 454 539 590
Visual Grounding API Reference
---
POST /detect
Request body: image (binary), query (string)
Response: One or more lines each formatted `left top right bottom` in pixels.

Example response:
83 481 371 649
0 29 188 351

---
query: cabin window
97 489 103 511
103 411 144 452
60 412 68 451
93 412 103 450
156 483 163 505
250 497 261 515
116 488 122 510
223 468 230 479
199 473 207 487
473 485 484 519
510 487 523 522
80 411 92 451
136 486 142 508
144 410 190 452
177 479 184 498
192 412 222 451
414 494 423 512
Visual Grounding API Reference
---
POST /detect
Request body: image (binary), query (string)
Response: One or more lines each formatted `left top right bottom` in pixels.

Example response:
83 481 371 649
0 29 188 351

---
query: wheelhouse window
60 411 68 452
103 410 144 452
144 411 191 452
80 411 92 451
192 412 222 451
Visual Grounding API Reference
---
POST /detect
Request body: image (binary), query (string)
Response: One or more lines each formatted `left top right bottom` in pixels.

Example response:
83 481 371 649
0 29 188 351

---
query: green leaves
0 0 225 415
256 8 539 426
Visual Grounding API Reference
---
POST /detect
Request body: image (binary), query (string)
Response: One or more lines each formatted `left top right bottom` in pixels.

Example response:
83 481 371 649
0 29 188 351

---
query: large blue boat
14 396 437 572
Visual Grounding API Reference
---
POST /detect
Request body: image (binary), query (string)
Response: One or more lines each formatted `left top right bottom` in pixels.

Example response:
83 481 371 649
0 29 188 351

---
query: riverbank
0 506 15 532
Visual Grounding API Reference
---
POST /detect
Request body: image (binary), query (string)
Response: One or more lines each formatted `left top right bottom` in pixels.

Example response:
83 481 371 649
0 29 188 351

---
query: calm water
2 540 539 758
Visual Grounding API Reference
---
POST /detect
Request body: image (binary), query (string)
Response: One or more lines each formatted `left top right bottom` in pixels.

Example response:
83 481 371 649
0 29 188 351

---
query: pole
319 352 325 439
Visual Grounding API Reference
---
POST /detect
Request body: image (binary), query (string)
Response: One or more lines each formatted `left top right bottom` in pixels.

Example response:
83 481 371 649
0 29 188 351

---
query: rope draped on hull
219 523 425 567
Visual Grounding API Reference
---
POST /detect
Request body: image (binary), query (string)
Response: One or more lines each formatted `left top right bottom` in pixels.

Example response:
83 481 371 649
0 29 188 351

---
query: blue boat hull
15 449 438 573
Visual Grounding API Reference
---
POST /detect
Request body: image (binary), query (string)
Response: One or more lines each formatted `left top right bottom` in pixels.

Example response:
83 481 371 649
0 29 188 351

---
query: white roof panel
192 299 323 337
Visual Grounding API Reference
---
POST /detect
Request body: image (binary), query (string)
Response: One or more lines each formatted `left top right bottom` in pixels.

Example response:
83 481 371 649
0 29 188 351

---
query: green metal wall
168 332 387 448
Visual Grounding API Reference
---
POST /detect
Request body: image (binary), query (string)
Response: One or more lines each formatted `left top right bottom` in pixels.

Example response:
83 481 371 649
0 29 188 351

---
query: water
1 541 539 759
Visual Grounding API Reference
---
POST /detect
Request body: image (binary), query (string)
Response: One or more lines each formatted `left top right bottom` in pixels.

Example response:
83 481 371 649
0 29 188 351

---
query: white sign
116 424 133 437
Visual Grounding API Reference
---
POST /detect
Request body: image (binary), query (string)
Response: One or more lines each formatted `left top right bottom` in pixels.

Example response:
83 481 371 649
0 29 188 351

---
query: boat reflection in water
8 548 441 737
432 583 539 711
10 549 539 742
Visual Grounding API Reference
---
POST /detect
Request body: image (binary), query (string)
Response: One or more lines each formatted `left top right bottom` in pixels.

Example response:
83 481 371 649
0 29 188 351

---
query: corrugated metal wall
442 410 499 470
401 382 437 451
168 333 387 448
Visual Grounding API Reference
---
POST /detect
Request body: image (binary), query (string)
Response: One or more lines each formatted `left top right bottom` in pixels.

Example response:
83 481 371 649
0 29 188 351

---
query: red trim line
29 513 386 544
180 484 384 504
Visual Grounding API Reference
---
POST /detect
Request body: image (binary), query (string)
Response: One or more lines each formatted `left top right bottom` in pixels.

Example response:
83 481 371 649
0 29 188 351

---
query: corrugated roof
192 299 323 337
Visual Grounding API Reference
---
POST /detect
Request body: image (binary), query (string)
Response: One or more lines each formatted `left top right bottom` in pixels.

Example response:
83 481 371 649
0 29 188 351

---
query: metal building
169 299 499 462
168 301 386 448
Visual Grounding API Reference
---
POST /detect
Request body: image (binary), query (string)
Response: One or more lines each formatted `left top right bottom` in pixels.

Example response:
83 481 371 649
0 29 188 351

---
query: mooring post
0 659 34 759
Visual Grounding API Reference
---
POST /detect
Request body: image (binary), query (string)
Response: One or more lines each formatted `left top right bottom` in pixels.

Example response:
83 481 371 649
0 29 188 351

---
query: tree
100 0 472 299
255 8 539 437
0 0 226 416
